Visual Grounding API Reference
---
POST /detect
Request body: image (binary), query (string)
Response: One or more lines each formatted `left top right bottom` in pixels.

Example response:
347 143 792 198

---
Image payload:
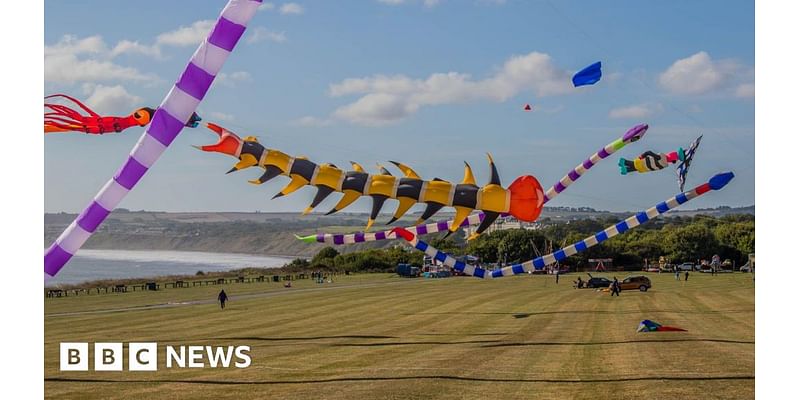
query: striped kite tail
393 172 735 279
44 0 263 279
299 123 649 245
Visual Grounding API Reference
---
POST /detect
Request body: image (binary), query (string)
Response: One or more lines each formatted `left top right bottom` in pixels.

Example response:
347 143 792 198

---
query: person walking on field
218 289 228 309
611 277 620 296
684 271 689 281
555 269 560 284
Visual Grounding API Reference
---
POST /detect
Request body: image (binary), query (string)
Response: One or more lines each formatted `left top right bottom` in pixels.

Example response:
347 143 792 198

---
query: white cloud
45 35 157 84
325 51 573 125
291 116 334 127
80 84 144 115
280 3 304 15
735 83 755 98
658 51 742 95
215 71 253 87
110 40 163 59
423 0 441 7
247 27 287 44
44 35 107 57
45 53 153 84
44 19 241 86
156 20 215 47
258 2 275 11
209 111 235 121
608 103 662 119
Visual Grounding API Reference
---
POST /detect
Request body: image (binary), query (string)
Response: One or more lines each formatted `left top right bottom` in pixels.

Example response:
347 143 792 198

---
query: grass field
45 272 755 399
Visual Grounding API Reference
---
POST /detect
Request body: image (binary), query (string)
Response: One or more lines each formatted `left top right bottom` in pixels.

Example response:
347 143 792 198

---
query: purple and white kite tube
44 0 262 279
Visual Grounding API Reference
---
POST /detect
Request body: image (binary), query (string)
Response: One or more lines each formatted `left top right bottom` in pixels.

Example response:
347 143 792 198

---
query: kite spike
461 162 477 185
227 154 258 174
388 197 417 224
418 203 444 224
369 195 389 228
302 206 314 215
486 153 501 185
326 190 361 215
350 161 365 173
376 163 393 176
472 211 500 238
248 165 282 185
309 186 335 210
273 175 308 199
450 206 473 232
390 161 421 179
365 218 375 232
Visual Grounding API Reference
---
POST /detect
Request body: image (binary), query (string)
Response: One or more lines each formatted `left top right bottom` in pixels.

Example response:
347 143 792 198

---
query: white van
678 262 695 271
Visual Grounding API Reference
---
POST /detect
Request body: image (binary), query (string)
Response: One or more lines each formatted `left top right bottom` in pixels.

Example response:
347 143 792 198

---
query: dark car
585 273 612 288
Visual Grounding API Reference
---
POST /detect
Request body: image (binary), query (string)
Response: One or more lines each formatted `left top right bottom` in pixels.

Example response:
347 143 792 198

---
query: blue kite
572 61 602 87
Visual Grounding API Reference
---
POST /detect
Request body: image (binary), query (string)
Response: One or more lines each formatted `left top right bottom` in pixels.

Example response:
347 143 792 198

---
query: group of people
673 267 690 281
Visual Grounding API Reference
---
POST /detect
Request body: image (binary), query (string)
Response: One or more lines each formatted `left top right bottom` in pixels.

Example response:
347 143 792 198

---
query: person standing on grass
218 289 228 309
684 271 689 281
611 277 620 296
555 269 560 284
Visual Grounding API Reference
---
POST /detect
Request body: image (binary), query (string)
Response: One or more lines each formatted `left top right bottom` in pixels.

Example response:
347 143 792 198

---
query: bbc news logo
60 343 251 371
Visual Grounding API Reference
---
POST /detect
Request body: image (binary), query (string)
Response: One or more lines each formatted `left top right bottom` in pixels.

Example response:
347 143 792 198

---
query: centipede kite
196 123 649 239
298 123 649 245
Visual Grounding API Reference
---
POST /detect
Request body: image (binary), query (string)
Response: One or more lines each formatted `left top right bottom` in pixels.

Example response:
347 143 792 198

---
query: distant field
45 272 754 400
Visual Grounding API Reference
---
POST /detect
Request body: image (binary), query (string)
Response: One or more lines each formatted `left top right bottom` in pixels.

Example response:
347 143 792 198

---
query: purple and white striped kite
44 0 263 279
297 123 649 245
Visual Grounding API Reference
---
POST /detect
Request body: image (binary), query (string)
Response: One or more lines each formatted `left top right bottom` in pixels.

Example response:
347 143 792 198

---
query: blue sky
44 0 754 213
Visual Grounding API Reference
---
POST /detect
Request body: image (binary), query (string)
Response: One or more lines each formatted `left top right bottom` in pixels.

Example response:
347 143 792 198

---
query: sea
46 249 296 285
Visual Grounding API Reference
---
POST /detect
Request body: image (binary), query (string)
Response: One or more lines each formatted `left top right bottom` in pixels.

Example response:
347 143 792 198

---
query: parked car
585 273 612 289
645 266 660 273
678 262 695 272
619 275 652 291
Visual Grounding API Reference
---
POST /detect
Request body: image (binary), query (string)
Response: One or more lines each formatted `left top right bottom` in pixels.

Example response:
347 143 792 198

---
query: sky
43 0 755 214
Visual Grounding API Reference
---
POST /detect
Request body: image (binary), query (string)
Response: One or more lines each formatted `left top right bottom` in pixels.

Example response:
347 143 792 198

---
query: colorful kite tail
300 123 649 245
44 0 263 279
393 172 734 279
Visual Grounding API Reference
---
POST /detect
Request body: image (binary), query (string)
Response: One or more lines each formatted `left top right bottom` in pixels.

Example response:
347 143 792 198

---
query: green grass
45 272 755 399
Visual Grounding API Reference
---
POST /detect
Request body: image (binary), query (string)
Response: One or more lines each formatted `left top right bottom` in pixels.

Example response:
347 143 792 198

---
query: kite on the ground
196 123 547 236
297 124 649 245
44 94 201 134
637 319 687 332
390 172 734 279
572 61 602 87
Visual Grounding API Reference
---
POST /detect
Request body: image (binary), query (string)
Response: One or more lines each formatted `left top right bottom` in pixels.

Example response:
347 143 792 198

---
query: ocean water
47 249 295 285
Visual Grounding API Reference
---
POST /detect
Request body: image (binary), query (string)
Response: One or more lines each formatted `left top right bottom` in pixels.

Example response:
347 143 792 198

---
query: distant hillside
45 205 753 256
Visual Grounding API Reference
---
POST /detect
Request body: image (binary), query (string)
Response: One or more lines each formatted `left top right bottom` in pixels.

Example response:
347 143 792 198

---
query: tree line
285 214 754 273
